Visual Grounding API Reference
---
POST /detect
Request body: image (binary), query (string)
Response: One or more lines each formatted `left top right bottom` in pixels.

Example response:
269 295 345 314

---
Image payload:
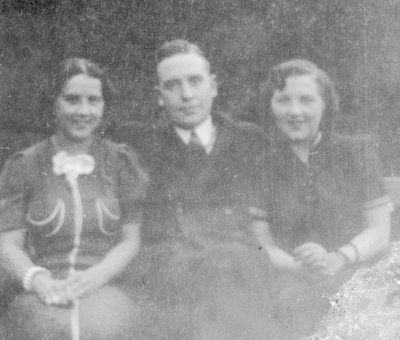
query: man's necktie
188 131 205 154
186 131 206 175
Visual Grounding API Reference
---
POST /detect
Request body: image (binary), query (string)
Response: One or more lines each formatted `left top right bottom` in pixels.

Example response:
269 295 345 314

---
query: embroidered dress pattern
52 151 95 340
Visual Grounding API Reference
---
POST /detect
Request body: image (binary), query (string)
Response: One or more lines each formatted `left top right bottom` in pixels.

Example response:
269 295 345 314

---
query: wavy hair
258 59 339 135
47 58 116 136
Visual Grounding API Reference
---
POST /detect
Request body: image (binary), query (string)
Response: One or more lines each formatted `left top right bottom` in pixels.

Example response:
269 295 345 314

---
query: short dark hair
49 58 116 136
259 59 339 134
155 39 210 72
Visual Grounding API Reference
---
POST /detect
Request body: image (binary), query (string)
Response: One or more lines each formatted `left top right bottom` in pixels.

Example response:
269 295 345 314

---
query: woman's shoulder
326 133 379 167
328 133 384 194
98 138 144 167
7 138 50 167
98 138 149 183
329 132 376 151
0 139 51 189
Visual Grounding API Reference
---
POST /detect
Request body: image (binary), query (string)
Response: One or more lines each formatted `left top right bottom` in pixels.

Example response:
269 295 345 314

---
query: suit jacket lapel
188 115 232 190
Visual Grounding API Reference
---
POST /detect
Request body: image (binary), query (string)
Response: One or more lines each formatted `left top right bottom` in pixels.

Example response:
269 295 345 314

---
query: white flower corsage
52 151 95 181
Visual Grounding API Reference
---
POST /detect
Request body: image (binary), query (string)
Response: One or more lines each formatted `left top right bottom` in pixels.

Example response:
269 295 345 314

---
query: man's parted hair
155 39 210 72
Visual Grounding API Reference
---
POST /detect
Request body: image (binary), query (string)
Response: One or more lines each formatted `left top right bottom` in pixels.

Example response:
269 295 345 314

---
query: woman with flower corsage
0 58 148 340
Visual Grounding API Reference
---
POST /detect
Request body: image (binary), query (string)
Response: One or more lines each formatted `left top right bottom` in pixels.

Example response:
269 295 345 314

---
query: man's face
157 53 217 129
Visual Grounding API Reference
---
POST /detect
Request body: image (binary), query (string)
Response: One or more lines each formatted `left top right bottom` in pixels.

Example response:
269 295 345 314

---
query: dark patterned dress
253 131 390 339
0 137 148 340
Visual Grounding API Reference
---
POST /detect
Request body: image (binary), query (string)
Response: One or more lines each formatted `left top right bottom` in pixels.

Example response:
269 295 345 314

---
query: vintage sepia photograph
0 1 399 339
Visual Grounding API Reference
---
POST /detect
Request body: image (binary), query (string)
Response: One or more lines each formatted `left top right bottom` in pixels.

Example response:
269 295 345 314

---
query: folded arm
251 219 302 272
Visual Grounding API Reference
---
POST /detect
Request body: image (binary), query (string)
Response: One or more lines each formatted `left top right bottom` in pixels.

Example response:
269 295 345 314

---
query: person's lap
128 239 286 340
270 267 356 339
0 267 19 318
1 285 141 340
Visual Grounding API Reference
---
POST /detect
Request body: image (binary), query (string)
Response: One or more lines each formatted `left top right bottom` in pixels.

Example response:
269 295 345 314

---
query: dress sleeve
0 154 29 232
115 144 149 226
354 137 389 208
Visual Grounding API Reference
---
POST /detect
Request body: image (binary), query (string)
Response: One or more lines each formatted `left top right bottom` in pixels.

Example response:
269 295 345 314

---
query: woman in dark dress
0 58 148 340
251 59 392 338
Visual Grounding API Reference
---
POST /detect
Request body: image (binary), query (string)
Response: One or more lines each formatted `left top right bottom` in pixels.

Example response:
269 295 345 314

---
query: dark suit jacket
116 113 265 245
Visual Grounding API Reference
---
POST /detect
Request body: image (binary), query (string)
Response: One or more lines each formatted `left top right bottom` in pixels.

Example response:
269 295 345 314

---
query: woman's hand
293 242 347 275
66 267 105 300
64 223 141 300
323 252 348 275
293 242 328 270
31 272 72 306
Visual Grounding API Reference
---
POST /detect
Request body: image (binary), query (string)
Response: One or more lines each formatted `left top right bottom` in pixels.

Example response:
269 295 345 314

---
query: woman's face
271 75 325 143
54 74 104 142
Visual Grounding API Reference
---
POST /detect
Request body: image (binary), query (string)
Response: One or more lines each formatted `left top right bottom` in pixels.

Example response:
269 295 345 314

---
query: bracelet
348 242 360 263
338 242 360 264
22 266 51 292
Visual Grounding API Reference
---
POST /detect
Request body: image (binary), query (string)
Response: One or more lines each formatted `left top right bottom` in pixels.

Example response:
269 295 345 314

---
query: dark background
1 0 400 173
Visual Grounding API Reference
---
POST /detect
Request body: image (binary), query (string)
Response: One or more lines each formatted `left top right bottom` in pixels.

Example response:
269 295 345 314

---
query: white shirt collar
174 115 216 154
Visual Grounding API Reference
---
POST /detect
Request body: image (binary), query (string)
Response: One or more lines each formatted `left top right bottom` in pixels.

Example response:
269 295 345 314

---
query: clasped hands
31 267 104 306
292 242 347 277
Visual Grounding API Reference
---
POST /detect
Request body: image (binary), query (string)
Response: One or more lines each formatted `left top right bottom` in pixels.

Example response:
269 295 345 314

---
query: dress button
224 207 233 215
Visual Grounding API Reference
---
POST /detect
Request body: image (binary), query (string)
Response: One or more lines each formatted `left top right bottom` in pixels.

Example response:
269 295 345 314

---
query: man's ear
210 74 218 97
155 85 164 107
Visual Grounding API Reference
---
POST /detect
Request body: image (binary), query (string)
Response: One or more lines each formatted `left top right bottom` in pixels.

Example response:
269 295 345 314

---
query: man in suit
117 40 282 340
120 39 265 243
